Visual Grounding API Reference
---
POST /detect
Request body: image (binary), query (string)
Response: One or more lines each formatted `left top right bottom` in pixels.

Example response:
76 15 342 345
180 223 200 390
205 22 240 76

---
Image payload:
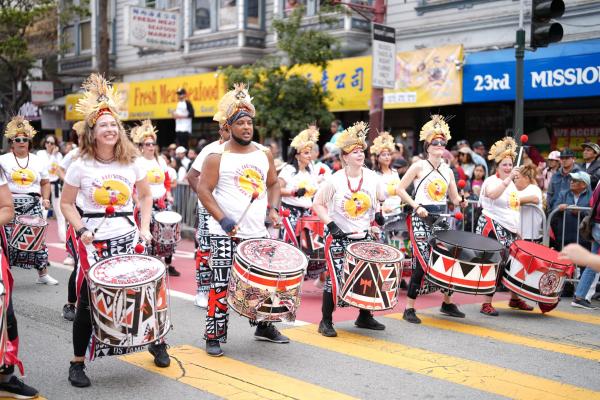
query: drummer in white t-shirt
313 122 387 338
514 164 544 242
370 132 403 218
476 137 534 316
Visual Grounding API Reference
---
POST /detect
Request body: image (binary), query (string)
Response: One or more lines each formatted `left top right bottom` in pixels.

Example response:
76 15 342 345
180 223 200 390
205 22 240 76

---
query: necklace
95 155 115 164
13 152 29 169
346 169 364 193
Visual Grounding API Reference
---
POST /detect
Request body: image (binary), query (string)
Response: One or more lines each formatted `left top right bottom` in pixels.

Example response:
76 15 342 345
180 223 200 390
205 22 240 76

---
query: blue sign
463 39 600 102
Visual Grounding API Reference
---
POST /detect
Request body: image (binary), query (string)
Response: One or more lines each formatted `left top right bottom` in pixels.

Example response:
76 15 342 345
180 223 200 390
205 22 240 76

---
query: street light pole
514 0 525 139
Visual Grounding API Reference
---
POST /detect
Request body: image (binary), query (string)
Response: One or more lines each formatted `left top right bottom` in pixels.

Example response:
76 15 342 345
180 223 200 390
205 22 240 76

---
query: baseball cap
547 150 560 161
176 88 186 95
456 139 470 147
582 142 600 154
560 148 575 158
458 147 471 154
175 146 187 154
569 171 591 187
472 141 484 149
392 158 408 169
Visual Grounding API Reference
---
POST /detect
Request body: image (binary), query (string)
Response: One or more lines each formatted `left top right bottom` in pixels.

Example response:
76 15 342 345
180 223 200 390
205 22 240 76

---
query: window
194 0 211 30
146 0 179 9
62 25 75 54
247 0 261 28
284 0 305 17
219 0 237 30
79 20 91 51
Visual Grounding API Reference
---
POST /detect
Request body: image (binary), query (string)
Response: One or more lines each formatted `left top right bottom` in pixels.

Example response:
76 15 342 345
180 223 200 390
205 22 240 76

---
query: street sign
372 23 396 89
125 6 182 51
30 81 54 104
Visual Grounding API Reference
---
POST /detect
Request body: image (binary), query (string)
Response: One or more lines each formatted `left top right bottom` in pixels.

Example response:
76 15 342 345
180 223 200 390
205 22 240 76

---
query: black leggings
68 267 77 304
407 262 426 300
72 280 93 357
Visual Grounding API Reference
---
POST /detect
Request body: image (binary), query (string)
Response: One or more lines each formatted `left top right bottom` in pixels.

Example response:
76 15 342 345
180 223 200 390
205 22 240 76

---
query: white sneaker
195 291 208 308
63 256 75 266
37 274 59 285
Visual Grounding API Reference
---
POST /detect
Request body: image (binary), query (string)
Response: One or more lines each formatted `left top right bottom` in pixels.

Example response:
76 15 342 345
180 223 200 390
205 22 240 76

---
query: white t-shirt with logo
135 156 168 200
0 152 48 195
413 160 453 206
279 164 318 209
519 183 543 240
479 174 521 233
378 170 402 215
37 149 63 183
64 157 145 240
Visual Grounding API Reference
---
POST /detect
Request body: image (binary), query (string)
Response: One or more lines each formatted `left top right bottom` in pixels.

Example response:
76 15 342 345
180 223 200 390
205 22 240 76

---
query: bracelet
76 227 89 238
271 206 279 214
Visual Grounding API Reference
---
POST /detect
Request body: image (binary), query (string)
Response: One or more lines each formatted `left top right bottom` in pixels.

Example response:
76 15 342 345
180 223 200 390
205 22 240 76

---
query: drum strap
82 212 135 226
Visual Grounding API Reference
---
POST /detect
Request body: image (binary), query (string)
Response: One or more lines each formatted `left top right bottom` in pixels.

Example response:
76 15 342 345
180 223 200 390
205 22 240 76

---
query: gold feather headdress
131 120 158 144
419 115 451 143
5 116 36 139
290 126 319 151
336 122 368 154
75 74 122 127
370 131 395 155
213 83 255 127
72 120 86 137
488 137 517 163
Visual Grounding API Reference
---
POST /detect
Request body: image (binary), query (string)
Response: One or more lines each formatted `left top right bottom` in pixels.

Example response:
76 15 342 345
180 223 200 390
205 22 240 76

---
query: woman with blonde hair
514 164 543 243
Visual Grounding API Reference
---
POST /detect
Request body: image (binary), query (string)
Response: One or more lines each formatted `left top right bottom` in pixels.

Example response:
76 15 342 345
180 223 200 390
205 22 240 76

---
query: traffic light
530 0 565 49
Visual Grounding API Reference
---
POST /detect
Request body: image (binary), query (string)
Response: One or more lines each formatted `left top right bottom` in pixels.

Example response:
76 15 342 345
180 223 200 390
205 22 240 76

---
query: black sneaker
571 297 595 310
167 266 181 277
62 304 76 321
254 324 290 343
206 340 224 357
355 311 386 330
68 361 91 388
148 342 170 368
402 308 421 324
318 320 337 337
0 375 39 398
440 302 465 318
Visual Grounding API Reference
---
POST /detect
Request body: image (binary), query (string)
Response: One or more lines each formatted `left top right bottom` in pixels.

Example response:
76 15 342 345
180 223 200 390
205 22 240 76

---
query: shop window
79 20 91 51
62 25 75 54
247 0 262 28
219 0 237 30
194 0 212 31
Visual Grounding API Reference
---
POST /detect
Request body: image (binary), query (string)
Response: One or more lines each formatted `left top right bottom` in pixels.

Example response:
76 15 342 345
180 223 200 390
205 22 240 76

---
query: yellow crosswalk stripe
386 313 600 362
494 302 600 325
121 344 357 400
283 324 600 400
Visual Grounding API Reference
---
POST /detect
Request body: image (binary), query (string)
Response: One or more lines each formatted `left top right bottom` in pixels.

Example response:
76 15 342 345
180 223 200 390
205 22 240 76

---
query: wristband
76 227 89 238
219 217 236 234
269 205 279 214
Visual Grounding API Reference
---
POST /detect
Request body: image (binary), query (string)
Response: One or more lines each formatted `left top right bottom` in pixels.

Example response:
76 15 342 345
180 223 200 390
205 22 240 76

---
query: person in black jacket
580 142 600 190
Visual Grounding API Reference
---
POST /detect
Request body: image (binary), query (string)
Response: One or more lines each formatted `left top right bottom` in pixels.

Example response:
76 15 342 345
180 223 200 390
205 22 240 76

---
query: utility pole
332 0 387 141
98 0 110 76
514 0 525 140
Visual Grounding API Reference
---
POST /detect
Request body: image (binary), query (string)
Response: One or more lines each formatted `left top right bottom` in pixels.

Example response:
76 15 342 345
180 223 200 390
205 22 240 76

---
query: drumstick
516 134 529 167
93 205 115 236
236 191 259 226
457 179 466 203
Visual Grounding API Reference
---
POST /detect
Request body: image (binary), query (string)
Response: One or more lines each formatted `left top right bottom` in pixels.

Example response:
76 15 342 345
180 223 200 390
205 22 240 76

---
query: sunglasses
13 137 29 143
430 139 447 147
46 141 55 145
143 142 156 147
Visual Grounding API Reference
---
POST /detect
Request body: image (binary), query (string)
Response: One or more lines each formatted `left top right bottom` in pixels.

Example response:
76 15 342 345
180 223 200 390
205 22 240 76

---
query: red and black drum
9 215 47 252
427 230 504 295
87 255 170 347
503 240 574 312
296 215 326 278
228 239 308 323
341 241 403 310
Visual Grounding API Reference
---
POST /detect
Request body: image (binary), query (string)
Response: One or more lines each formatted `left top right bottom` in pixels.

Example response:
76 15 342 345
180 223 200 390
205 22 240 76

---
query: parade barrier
172 183 197 235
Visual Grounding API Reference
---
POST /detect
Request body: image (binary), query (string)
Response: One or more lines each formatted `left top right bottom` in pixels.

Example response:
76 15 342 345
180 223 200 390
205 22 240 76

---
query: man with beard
197 84 285 357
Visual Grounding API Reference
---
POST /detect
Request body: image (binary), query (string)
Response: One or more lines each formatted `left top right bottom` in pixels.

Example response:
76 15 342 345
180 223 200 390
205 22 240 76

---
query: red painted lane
44 219 509 324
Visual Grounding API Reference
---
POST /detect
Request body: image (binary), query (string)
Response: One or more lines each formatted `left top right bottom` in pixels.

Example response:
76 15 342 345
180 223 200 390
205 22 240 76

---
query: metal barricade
172 183 198 230
543 205 591 248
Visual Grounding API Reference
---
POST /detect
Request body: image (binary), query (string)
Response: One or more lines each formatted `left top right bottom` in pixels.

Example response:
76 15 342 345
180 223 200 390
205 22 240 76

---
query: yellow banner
65 93 83 121
384 44 463 109
292 56 372 112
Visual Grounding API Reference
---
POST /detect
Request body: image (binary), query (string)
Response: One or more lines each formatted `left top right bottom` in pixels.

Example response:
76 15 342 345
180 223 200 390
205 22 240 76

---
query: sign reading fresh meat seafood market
126 6 181 51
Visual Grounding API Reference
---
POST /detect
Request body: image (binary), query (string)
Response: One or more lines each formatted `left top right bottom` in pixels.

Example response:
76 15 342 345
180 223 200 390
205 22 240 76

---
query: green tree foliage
221 5 342 141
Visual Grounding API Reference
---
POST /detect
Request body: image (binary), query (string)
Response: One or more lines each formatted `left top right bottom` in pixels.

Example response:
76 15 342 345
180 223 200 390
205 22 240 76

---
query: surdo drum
152 211 182 245
427 230 504 295
503 240 574 312
228 239 308 322
341 241 403 310
9 215 47 252
88 255 170 347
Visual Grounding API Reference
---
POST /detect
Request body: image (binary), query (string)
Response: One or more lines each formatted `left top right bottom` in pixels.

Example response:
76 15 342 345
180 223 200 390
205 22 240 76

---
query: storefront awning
463 39 600 103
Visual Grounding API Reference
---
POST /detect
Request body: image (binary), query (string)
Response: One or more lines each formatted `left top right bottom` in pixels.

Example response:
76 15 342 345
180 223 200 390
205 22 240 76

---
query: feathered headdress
488 137 517 163
213 83 255 127
72 120 86 137
370 132 395 155
131 120 158 144
419 115 451 143
75 74 122 127
5 116 36 139
336 122 368 153
290 126 319 151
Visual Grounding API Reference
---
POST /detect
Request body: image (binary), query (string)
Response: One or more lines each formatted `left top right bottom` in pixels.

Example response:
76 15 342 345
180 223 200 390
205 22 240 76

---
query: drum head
434 230 503 252
236 239 308 273
346 241 404 263
15 214 47 227
154 211 182 224
432 230 504 264
89 255 166 287
511 240 572 269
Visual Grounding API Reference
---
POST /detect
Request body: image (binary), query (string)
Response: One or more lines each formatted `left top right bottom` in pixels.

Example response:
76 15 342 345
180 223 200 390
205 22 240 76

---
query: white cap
175 146 187 154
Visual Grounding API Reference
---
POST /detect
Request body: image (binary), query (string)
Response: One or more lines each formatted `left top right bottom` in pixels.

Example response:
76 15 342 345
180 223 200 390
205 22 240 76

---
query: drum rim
510 239 572 269
14 214 48 227
236 238 309 272
88 254 166 287
346 241 404 263
154 211 182 223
